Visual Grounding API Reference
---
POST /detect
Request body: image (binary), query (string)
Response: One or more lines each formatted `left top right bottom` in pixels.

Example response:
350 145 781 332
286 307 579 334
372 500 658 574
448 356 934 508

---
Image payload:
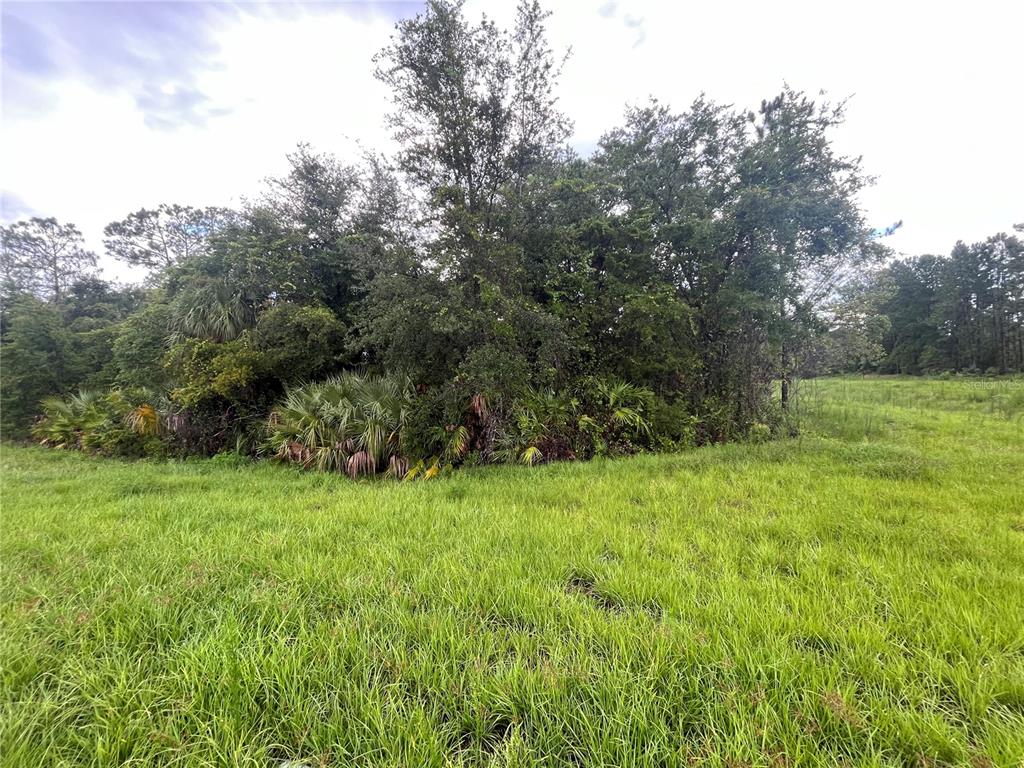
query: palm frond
266 372 413 477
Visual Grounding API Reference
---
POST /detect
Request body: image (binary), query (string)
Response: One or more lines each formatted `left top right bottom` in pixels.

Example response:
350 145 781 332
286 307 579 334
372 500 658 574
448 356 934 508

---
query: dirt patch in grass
564 571 663 619
565 571 623 613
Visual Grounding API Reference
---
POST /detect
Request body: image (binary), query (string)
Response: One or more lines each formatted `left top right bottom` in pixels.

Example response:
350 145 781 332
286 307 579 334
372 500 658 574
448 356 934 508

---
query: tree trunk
780 298 790 411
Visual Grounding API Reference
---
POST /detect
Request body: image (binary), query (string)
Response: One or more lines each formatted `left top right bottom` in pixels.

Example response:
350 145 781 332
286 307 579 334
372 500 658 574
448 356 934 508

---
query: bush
648 396 697 449
492 389 578 465
0 295 73 437
748 422 772 444
112 304 174 389
33 389 167 457
207 451 253 468
492 378 654 465
166 338 269 409
265 372 413 477
400 383 480 469
252 303 348 384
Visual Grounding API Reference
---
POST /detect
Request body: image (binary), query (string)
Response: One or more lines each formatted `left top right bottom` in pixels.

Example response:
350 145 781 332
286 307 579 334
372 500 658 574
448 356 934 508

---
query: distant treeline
1 0 1015 471
806 229 1024 376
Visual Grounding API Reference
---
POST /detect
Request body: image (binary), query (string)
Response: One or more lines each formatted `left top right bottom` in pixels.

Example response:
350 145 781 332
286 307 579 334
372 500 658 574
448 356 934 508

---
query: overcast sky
2 0 1022 282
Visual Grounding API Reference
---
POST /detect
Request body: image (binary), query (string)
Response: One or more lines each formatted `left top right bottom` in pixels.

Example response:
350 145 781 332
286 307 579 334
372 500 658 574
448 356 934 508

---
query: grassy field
1 377 1022 767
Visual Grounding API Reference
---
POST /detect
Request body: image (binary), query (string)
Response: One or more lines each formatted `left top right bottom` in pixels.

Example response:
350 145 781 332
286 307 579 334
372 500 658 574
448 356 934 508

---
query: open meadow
1 376 1022 767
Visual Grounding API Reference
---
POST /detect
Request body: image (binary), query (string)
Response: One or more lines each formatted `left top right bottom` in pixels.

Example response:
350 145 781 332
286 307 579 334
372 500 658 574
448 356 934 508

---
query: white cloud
532 0 1024 257
1 5 397 281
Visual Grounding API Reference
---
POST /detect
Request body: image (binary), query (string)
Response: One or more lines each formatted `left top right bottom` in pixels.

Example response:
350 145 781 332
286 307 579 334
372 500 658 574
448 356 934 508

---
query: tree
738 90 879 407
804 271 894 374
0 218 97 302
251 302 349 383
258 144 363 314
11 0 963 459
374 0 570 287
594 91 874 426
103 204 236 272
170 281 256 344
63 276 144 328
835 230 1024 375
111 302 175 389
0 294 74 435
362 0 583 398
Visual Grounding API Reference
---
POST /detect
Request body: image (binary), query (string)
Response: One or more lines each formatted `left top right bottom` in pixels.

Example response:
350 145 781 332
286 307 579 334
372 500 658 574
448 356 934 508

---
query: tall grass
1 376 1022 766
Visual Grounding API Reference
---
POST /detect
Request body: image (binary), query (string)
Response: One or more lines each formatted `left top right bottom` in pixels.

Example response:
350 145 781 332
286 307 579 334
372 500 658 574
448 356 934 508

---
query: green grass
2 376 1022 767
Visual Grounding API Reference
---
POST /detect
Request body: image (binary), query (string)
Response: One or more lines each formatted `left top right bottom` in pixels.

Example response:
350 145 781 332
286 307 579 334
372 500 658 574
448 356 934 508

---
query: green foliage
103 204 236 272
0 294 73 437
812 233 1024 376
5 0 942 465
152 337 279 456
600 288 699 394
1 279 148 436
748 421 772 443
251 303 348 383
166 338 268 410
32 390 105 450
266 372 413 476
111 303 174 389
170 280 256 343
647 396 698 449
0 217 97 302
32 388 166 457
401 377 656 474
491 378 655 465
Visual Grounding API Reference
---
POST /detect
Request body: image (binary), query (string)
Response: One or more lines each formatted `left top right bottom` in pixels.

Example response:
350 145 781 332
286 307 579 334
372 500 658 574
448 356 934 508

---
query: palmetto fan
266 372 413 477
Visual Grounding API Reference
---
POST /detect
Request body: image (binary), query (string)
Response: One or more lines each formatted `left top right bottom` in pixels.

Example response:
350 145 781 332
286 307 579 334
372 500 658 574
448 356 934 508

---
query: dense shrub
265 372 413 477
398 377 655 476
0 295 71 438
251 303 348 384
259 374 660 477
111 303 174 389
647 397 698 450
166 338 268 409
492 379 654 464
33 389 166 457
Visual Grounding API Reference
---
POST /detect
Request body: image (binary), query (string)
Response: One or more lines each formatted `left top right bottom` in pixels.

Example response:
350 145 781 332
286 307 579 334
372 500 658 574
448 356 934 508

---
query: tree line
808 226 1024 376
5 0 1003 471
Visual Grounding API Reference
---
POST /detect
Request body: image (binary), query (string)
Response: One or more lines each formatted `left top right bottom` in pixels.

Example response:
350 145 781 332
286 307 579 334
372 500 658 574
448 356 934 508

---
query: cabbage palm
171 281 255 343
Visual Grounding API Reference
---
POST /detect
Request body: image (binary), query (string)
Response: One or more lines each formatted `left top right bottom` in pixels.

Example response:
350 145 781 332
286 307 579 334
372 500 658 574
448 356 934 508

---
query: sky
2 0 1022 283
